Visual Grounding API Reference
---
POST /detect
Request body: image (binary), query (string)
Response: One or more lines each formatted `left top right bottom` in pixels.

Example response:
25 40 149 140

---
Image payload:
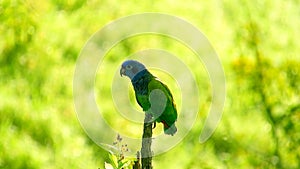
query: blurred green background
1 0 300 168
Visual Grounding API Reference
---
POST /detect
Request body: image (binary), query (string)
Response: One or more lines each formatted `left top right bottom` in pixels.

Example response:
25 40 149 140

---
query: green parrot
120 60 177 136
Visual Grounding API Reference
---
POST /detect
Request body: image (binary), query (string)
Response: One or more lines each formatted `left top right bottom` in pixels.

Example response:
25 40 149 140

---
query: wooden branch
141 113 153 169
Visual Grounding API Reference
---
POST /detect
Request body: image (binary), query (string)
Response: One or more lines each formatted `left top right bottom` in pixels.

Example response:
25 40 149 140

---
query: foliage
104 134 135 169
0 0 299 169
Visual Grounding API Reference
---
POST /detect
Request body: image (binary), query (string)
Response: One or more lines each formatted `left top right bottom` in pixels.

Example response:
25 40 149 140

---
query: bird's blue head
120 60 146 80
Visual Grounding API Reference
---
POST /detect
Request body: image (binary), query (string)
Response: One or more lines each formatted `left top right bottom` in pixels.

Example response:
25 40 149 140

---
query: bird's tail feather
163 122 177 136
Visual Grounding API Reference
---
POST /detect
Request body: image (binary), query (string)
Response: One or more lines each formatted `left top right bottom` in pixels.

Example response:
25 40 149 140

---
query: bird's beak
120 67 125 77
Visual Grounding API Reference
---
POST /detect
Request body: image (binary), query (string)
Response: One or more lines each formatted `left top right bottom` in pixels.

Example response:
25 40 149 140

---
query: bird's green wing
148 78 177 125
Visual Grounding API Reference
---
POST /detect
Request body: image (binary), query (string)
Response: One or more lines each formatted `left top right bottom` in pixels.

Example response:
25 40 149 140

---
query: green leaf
107 153 118 169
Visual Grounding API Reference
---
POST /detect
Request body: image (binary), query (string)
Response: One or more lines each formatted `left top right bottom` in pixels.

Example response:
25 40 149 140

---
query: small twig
133 151 141 169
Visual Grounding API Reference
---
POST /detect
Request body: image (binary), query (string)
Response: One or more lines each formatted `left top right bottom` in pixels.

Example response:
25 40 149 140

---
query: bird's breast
132 77 149 95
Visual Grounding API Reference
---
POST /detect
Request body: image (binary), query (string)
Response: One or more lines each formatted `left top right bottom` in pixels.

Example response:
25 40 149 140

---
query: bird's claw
152 122 156 129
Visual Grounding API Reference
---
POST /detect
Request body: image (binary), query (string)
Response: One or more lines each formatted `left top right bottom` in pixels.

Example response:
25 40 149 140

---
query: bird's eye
126 65 133 70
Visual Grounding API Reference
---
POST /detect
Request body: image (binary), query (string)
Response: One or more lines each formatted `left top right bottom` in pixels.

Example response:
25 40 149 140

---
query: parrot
120 60 177 136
